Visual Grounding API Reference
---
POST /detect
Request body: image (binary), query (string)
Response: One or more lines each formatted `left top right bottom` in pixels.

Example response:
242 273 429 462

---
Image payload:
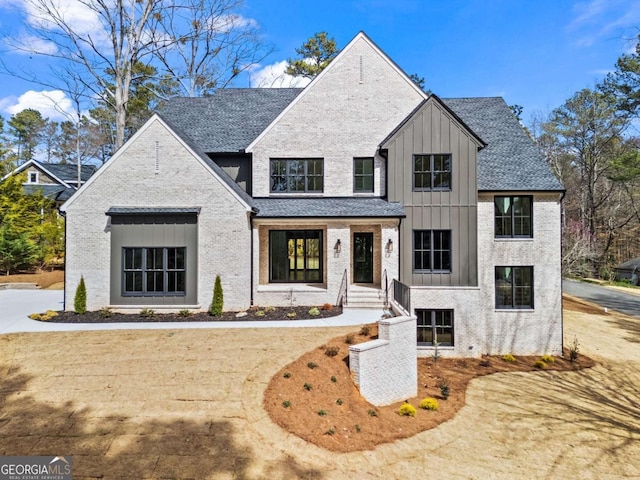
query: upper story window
495 196 532 238
413 230 451 273
353 157 374 193
28 171 38 184
270 158 323 193
413 154 451 191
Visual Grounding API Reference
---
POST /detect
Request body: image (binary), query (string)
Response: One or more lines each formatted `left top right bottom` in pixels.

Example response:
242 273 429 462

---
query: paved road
563 278 640 317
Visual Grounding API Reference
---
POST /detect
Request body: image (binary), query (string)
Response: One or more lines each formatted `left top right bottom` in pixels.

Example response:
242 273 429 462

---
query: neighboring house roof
253 198 405 218
23 184 68 201
616 256 640 271
44 162 97 183
442 97 564 192
159 89 303 152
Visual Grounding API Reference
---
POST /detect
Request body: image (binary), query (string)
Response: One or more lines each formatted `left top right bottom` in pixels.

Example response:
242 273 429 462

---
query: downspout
59 208 67 311
250 211 255 307
559 190 566 355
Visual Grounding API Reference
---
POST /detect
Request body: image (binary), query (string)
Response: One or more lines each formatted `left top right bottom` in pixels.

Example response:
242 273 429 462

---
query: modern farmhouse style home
61 32 564 357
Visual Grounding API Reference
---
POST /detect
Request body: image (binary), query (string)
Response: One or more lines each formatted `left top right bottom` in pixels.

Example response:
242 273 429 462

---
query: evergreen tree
286 32 340 79
209 275 224 316
74 276 87 314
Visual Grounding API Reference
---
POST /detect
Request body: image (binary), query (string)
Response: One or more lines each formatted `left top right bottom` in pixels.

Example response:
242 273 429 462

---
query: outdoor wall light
334 239 342 254
386 239 394 253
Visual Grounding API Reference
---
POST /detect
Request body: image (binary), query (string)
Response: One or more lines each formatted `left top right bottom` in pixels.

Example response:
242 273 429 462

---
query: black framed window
413 230 451 272
495 266 533 309
123 247 186 296
495 196 533 238
270 158 323 193
413 154 451 190
269 230 323 283
416 309 454 346
354 157 374 193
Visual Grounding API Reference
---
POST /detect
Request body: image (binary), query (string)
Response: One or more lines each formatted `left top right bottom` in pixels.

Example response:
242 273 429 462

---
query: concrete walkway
0 289 384 334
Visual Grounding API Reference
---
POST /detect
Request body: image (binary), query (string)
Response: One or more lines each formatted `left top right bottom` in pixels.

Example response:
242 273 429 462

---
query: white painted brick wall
349 316 417 406
63 118 253 312
249 36 423 198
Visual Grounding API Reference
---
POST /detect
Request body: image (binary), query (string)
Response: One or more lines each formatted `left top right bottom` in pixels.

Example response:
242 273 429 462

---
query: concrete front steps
344 284 388 309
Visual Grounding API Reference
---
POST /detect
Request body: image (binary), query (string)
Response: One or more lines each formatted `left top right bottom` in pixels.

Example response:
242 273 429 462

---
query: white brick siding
63 118 253 312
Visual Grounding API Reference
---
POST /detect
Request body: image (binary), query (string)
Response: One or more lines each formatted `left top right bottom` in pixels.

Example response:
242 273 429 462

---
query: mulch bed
41 305 343 323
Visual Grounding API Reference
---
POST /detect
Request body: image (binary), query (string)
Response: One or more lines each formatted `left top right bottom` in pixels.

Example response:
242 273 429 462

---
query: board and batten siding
384 99 481 286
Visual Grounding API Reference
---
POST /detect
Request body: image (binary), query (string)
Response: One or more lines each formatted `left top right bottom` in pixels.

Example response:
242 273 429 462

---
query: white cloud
249 60 312 88
2 89 75 121
11 34 58 55
569 0 640 47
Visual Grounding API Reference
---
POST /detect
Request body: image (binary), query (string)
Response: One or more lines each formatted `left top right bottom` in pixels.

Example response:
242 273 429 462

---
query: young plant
177 309 192 317
344 334 355 345
541 354 555 363
308 307 320 316
335 398 343 405
140 308 156 318
436 377 450 399
209 275 224 316
533 359 546 369
569 336 580 362
367 409 377 417
74 275 87 314
419 397 439 411
502 354 516 362
283 372 291 379
307 362 318 369
325 346 340 357
282 400 291 408
398 403 416 417
303 383 312 391
287 311 297 318
317 409 327 416
330 375 337 383
359 325 370 336
98 307 113 318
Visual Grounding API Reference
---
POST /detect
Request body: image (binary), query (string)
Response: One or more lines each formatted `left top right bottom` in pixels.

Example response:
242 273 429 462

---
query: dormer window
28 171 38 184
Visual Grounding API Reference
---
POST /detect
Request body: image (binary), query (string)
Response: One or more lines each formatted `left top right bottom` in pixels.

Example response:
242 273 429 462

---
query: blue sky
0 0 639 126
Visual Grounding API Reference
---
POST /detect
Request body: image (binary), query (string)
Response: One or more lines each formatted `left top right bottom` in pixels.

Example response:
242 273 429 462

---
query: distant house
60 32 564 356
3 160 97 208
614 257 640 285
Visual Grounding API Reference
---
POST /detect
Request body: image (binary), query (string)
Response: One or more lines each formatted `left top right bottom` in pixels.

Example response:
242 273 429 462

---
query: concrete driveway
0 295 638 478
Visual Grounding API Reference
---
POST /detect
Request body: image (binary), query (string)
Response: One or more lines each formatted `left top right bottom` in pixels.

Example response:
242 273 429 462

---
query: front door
354 232 374 283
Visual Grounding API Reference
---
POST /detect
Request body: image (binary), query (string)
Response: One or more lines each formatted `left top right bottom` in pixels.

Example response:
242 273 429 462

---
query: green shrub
436 377 450 399
74 276 87 314
398 403 416 417
177 309 192 317
325 346 340 357
359 325 370 336
502 354 516 362
308 307 320 316
355 424 361 433
29 310 58 321
569 336 580 362
541 354 555 363
419 397 439 411
140 308 156 318
303 383 312 391
317 409 327 416
533 360 546 369
344 334 355 345
255 310 265 317
99 307 113 318
287 311 297 318
265 306 276 312
367 409 377 417
307 362 318 369
335 398 343 405
283 372 291 379
282 400 291 408
330 375 337 383
209 275 224 316
325 427 336 435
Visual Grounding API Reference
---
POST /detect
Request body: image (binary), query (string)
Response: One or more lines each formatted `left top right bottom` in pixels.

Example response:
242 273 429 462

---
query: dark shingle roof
37 161 97 183
442 97 564 191
23 184 70 201
253 198 405 218
160 89 303 152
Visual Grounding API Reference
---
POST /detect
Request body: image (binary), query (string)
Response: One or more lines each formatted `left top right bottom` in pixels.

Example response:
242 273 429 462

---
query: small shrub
325 346 340 357
303 383 312 391
325 427 336 436
29 311 58 321
355 424 361 433
265 306 276 312
283 372 291 379
255 310 265 317
436 377 450 399
282 400 291 408
569 336 580 362
98 307 113 318
307 362 318 369
330 375 337 383
367 409 377 417
533 360 546 369
541 354 555 363
209 275 224 316
344 334 355 345
479 358 492 367
287 311 297 318
335 398 343 405
28 313 41 320
74 276 87 314
317 409 327 416
359 325 370 336
398 403 416 417
308 307 320 316
177 309 192 317
419 397 439 411
320 303 333 311
502 354 516 362
140 308 156 318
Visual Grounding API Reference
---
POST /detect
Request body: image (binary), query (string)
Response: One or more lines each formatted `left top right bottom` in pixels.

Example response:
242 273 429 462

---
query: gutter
59 208 67 311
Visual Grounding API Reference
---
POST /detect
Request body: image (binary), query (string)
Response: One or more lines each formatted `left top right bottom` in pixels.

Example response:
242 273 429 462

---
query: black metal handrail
393 278 410 314
381 269 389 308
337 269 348 306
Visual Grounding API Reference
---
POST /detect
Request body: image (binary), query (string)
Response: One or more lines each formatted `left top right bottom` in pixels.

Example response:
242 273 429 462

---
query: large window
123 247 186 296
413 154 451 191
413 230 451 272
270 158 323 193
354 157 374 193
269 230 323 283
495 196 532 238
495 266 533 309
416 309 454 346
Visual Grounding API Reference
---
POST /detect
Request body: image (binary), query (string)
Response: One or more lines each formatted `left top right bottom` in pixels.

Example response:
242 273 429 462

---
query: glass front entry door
353 232 374 283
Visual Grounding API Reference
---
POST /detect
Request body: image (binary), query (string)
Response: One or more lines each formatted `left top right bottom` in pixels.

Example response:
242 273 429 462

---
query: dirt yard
0 270 64 289
0 295 638 479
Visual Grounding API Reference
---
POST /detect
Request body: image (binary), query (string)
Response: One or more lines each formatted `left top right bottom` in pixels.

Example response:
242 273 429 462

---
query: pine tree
74 276 87 314
209 275 223 316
